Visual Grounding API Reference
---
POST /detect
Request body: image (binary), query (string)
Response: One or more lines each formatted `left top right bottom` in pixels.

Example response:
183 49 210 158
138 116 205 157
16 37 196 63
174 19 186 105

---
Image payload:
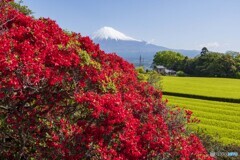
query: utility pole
139 55 142 66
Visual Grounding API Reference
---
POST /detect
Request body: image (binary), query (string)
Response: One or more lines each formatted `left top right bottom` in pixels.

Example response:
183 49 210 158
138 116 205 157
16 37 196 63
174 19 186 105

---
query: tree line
153 48 240 78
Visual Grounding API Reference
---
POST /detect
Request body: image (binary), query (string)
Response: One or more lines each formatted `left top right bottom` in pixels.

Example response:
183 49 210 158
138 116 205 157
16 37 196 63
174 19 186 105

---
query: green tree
200 47 209 55
234 54 240 71
9 0 33 15
226 51 239 58
220 54 237 77
194 52 222 76
153 50 185 70
181 57 195 75
194 52 237 77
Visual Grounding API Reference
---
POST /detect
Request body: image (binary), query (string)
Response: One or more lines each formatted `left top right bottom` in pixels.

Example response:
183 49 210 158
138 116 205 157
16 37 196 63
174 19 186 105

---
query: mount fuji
92 27 199 67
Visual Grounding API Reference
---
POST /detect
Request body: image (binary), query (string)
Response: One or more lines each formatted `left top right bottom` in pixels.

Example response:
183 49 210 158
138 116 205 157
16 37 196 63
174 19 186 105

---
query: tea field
162 76 240 99
162 76 240 145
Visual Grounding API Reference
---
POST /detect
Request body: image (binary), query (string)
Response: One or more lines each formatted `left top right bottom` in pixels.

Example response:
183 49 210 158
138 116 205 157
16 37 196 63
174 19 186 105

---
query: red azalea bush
0 2 213 159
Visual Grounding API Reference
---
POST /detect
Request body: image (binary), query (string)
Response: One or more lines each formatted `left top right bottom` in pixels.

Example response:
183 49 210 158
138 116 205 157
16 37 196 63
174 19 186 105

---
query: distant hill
92 27 200 67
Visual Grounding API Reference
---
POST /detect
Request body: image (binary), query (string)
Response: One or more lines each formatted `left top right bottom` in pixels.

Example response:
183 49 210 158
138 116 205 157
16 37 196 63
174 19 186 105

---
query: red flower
0 4 212 160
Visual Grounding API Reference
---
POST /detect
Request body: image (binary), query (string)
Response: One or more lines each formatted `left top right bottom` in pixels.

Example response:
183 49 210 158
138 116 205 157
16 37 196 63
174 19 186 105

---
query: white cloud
198 42 220 49
146 39 156 45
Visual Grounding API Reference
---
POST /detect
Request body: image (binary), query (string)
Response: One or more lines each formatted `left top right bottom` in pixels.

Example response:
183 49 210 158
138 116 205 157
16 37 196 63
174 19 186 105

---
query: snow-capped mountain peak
92 26 140 41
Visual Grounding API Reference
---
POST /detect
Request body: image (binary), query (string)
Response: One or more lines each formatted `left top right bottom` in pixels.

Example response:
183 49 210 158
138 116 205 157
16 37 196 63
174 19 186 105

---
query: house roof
156 65 165 69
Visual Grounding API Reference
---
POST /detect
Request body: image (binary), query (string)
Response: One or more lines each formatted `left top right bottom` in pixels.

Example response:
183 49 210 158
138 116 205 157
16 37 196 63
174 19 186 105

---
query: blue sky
23 0 240 52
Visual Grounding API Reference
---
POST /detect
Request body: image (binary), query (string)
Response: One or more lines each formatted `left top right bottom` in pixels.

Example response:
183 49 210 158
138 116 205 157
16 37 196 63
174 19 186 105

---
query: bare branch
0 105 9 110
0 1 20 35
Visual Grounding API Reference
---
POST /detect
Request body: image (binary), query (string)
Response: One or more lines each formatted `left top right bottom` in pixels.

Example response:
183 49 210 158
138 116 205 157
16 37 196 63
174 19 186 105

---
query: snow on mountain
92 26 140 41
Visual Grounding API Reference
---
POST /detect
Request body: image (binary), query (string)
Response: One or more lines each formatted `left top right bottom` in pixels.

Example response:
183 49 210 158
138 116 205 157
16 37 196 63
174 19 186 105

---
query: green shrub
176 71 186 77
135 66 145 74
235 72 240 79
147 71 162 90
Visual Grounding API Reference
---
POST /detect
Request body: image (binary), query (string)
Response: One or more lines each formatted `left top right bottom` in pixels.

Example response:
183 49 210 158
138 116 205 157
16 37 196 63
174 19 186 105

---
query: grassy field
162 76 240 99
163 95 240 145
